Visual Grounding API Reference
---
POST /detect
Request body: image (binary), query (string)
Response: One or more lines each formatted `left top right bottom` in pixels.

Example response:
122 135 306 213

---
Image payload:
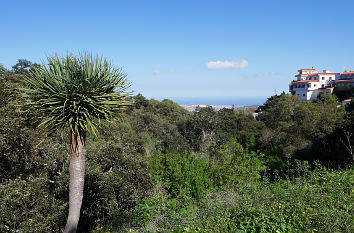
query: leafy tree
341 103 354 161
12 59 34 73
217 108 264 149
146 98 191 123
133 93 149 109
259 93 347 168
311 98 354 164
257 94 309 170
301 93 344 139
21 52 131 233
0 64 7 75
314 92 339 105
259 93 302 129
179 106 219 155
128 109 189 154
0 70 42 181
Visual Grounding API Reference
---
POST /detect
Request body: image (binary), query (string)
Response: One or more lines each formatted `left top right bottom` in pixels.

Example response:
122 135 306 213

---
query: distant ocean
161 96 268 107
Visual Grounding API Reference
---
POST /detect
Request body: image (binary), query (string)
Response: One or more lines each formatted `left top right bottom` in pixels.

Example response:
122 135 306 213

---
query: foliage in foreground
115 165 353 233
1 61 354 232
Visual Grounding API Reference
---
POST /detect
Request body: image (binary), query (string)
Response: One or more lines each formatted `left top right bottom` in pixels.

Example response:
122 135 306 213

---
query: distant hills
180 104 259 112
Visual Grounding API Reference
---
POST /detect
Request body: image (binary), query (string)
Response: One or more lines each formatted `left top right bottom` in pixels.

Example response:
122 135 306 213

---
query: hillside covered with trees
0 59 353 232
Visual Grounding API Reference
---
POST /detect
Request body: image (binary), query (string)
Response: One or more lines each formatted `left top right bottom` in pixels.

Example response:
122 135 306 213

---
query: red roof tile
337 79 354 82
341 71 354 75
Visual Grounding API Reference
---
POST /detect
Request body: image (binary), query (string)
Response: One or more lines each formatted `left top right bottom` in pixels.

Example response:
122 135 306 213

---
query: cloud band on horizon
206 59 249 69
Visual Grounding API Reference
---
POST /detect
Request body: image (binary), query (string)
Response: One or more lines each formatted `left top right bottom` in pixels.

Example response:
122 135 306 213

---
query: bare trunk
64 131 86 233
340 131 353 161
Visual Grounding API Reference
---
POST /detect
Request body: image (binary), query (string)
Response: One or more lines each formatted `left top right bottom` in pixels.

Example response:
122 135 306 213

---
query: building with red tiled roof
289 68 336 101
289 67 354 101
336 71 354 88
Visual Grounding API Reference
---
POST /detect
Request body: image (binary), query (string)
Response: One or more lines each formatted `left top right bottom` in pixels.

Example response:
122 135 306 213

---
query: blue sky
1 0 354 102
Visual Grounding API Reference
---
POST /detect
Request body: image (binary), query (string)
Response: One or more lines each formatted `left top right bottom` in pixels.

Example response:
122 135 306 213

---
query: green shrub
114 166 354 233
120 188 199 232
0 176 66 232
202 167 354 233
53 143 154 232
148 153 213 200
210 138 266 188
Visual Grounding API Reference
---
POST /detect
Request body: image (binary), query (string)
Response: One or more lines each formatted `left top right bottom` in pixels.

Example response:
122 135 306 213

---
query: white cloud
152 69 161 75
206 59 249 69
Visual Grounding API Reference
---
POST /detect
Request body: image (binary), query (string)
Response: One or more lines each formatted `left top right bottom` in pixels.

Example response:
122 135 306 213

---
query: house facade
289 68 336 101
336 71 354 88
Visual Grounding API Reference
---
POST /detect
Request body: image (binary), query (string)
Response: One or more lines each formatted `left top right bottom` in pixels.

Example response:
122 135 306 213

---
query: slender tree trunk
64 131 86 233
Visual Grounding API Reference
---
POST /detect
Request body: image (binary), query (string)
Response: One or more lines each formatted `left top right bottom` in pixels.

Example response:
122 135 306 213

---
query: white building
289 68 336 101
336 71 354 88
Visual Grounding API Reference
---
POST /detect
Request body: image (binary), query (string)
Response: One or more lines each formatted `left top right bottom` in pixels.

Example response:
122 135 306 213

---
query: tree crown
22 52 131 137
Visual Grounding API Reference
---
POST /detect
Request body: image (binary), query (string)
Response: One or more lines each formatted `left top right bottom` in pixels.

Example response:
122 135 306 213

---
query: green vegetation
0 59 353 232
124 165 353 233
20 53 131 233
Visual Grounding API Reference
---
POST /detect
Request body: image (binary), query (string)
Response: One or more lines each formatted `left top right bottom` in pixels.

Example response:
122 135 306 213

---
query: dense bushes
122 165 353 233
149 153 213 200
0 136 154 232
259 92 351 169
0 176 66 232
0 69 154 232
210 138 266 188
1 62 353 232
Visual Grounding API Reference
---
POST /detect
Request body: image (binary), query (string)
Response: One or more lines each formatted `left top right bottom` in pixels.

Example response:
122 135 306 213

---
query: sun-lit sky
2 0 354 102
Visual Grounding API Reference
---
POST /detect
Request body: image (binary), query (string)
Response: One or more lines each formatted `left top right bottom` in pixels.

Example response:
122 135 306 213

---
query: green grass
109 165 353 233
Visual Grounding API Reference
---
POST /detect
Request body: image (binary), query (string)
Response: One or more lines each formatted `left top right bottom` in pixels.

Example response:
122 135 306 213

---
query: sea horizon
150 96 268 107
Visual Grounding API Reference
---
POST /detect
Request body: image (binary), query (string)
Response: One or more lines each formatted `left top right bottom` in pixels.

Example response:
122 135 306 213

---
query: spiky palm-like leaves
22 52 131 136
22 52 131 233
